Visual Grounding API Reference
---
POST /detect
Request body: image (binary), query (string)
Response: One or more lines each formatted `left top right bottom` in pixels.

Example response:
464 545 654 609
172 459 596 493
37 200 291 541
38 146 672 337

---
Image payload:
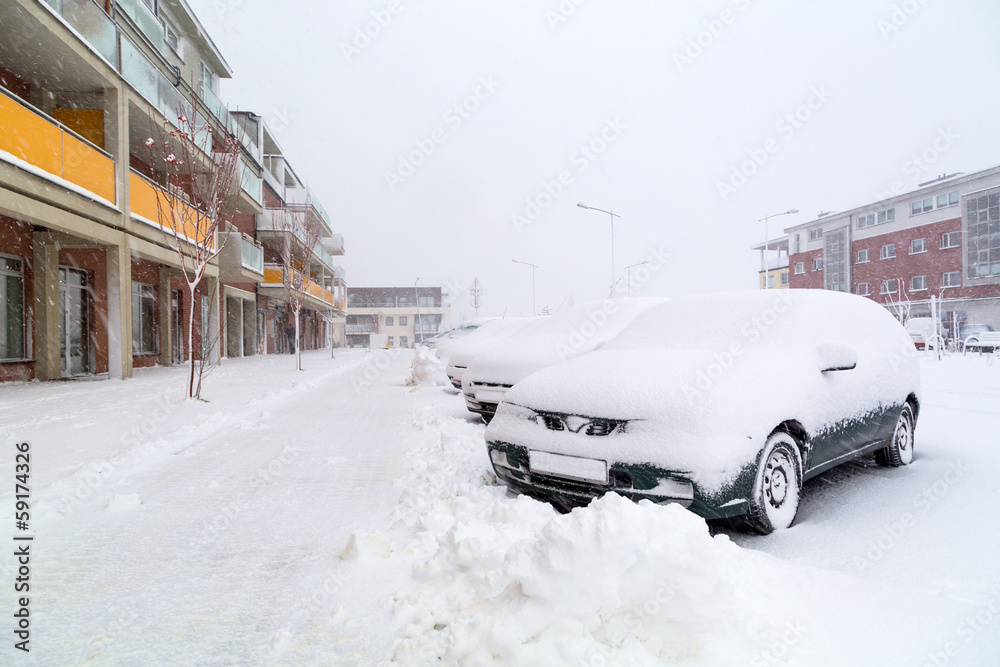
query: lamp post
413 277 420 344
577 203 620 292
759 209 798 289
511 259 539 316
624 261 649 298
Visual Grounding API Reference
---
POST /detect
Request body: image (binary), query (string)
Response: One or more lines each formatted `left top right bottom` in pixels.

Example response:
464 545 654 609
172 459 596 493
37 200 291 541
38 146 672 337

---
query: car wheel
875 403 915 467
745 432 802 535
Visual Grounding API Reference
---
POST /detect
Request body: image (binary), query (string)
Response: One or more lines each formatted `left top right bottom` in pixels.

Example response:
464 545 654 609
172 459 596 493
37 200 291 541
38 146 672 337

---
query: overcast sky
188 0 1000 321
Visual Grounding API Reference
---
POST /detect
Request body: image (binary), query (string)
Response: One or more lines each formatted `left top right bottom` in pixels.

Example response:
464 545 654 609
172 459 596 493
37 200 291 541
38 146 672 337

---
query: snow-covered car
442 318 536 388
420 318 495 352
461 298 666 422
485 290 921 534
904 317 942 351
959 324 996 353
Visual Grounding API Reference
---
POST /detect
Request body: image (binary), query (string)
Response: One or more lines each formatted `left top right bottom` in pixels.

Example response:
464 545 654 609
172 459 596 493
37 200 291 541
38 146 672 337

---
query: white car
485 290 920 534
461 298 666 422
442 318 536 389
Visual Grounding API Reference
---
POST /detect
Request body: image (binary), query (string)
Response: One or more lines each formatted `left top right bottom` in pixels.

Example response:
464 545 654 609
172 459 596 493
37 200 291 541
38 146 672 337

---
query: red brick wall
0 217 34 381
788 249 824 290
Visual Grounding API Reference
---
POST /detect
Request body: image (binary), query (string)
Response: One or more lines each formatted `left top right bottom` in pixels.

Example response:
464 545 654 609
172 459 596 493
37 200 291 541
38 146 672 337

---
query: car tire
745 432 802 535
875 402 915 467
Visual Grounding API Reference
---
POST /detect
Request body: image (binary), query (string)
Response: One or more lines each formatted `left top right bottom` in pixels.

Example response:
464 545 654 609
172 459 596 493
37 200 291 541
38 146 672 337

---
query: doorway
59 267 90 377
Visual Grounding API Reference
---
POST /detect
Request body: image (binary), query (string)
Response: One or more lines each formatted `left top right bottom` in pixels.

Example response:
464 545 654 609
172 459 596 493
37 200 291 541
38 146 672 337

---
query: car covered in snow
904 317 942 351
442 318 536 388
461 298 666 422
485 290 921 534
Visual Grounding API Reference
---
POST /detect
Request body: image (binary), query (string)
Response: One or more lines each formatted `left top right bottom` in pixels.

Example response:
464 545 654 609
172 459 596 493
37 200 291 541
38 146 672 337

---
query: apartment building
345 287 450 348
753 236 790 289
0 0 345 382
774 165 1000 332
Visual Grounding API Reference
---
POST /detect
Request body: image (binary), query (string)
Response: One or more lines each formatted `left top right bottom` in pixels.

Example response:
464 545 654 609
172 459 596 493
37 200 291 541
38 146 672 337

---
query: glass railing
115 0 164 51
239 160 262 205
0 86 116 204
240 235 264 274
42 0 119 65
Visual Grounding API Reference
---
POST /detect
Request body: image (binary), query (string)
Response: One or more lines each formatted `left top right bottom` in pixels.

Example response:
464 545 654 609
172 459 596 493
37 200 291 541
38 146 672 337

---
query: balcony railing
115 0 164 51
322 233 345 256
240 234 263 274
346 322 378 334
0 86 116 204
257 208 337 270
129 169 214 248
42 0 119 65
261 264 337 307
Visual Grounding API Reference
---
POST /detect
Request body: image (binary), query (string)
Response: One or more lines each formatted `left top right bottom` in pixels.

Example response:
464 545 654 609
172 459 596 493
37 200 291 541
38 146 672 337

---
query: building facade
0 0 345 382
773 165 1000 334
345 287 450 348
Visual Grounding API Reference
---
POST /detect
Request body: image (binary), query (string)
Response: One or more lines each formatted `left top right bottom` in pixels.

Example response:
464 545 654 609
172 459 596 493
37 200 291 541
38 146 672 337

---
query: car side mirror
817 342 857 372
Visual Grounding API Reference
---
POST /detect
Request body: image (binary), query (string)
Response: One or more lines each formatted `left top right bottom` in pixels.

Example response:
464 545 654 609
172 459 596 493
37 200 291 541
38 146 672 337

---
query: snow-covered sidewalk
2 350 999 665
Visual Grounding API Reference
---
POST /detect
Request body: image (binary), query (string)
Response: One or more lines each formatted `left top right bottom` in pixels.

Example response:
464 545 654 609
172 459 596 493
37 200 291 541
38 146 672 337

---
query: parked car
959 324 996 352
442 318 536 389
904 317 942 351
420 318 495 352
485 290 920 534
461 298 666 422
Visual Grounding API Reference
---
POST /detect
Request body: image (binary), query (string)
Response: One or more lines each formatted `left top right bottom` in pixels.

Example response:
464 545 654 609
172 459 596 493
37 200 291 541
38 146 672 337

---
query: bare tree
276 207 323 371
144 113 243 399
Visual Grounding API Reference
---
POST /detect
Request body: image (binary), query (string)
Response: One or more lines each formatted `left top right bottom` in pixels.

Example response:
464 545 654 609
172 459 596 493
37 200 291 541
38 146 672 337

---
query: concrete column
31 235 60 381
206 277 221 365
159 267 172 366
106 237 132 380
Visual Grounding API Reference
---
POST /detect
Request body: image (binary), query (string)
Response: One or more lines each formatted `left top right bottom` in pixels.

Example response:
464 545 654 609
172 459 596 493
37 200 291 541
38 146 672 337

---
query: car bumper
486 441 753 519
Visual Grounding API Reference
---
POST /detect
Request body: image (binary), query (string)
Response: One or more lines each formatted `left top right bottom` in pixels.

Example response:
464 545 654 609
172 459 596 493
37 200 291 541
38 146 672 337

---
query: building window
399 335 408 348
385 316 393 327
881 279 898 295
966 192 1000 279
878 208 896 225
812 258 823 271
201 295 210 357
941 231 961 249
0 255 25 360
809 228 823 241
793 234 801 254
857 213 875 228
164 22 183 59
794 262 805 274
911 198 933 215
910 238 927 254
132 282 158 355
856 283 870 296
399 315 407 326
780 271 789 286
881 244 896 260
910 275 927 291
858 208 895 229
387 336 395 347
937 191 959 208
765 275 775 288
857 249 870 264
942 271 961 288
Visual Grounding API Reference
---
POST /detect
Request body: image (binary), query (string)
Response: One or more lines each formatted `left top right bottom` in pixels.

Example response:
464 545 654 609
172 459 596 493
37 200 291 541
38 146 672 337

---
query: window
399 336 408 348
941 231 961 249
794 262 805 274
387 336 395 347
793 234 801 254
942 271 961 288
881 244 896 259
164 22 183 58
809 228 823 241
856 283 870 296
780 271 789 286
0 255 25 360
966 192 1000 278
765 275 775 288
132 282 158 355
881 279 898 295
399 316 407 326
856 249 870 264
911 198 933 215
201 295 210 357
910 275 927 291
858 208 895 228
910 238 927 254
385 316 393 326
812 258 823 271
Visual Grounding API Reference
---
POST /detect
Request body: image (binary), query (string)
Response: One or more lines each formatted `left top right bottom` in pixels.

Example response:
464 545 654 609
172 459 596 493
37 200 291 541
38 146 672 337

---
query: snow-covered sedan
485 290 920 534
442 318 536 388
461 298 666 422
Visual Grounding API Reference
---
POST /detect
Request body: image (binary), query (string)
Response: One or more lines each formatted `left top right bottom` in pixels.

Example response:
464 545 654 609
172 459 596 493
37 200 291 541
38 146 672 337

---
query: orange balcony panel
129 171 212 248
0 90 116 204
264 267 283 284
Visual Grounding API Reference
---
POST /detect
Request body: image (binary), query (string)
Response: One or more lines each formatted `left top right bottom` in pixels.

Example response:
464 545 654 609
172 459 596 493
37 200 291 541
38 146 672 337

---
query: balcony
41 0 119 65
0 86 116 204
759 256 790 272
257 208 337 271
129 169 214 248
322 233 345 256
115 0 164 51
217 230 264 282
260 263 338 309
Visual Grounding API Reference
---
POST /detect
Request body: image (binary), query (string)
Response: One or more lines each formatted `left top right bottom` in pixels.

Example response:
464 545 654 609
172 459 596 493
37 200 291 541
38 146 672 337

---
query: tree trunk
295 306 301 371
188 283 197 399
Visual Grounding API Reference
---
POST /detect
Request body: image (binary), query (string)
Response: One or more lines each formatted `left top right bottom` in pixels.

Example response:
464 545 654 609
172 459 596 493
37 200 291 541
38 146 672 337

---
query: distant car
485 290 920 534
419 319 494 351
442 318 536 389
959 324 996 352
904 317 942 351
461 298 666 423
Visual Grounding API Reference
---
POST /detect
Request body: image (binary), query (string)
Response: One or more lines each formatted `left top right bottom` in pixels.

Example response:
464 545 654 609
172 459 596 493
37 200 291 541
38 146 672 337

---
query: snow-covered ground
2 349 999 665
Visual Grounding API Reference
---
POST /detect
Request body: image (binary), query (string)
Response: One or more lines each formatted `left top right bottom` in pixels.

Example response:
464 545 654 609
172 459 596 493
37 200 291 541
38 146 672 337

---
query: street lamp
759 209 798 290
624 261 649 298
413 277 420 344
511 259 539 316
578 203 620 292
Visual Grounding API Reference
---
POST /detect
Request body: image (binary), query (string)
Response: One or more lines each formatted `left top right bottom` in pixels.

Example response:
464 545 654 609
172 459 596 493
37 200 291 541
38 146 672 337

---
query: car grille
535 413 623 436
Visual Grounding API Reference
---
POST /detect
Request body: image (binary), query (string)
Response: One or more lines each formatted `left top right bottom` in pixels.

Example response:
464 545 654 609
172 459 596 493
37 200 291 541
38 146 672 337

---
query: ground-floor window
132 282 158 355
400 336 408 348
1 255 25 359
201 294 210 358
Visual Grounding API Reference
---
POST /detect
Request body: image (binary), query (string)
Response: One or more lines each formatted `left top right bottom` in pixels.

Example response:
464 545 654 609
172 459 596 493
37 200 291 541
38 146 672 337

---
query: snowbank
406 345 450 387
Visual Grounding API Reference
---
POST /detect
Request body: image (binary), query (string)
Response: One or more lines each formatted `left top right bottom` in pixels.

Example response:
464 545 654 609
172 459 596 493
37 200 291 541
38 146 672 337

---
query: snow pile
385 411 810 665
406 345 450 387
